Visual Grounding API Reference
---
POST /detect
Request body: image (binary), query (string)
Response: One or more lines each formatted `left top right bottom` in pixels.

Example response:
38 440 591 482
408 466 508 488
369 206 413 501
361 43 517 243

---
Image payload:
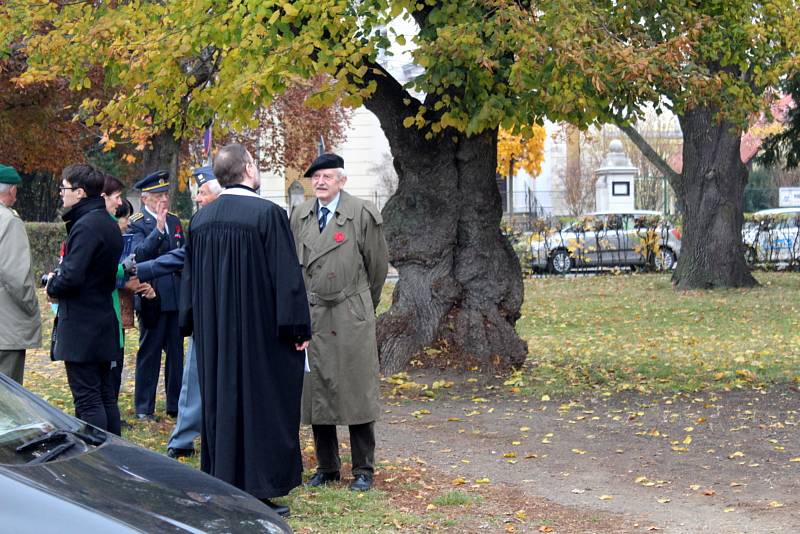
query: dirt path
376 370 800 533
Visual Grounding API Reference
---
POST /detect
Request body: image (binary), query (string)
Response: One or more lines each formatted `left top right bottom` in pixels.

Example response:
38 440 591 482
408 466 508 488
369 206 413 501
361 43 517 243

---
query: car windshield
0 379 90 464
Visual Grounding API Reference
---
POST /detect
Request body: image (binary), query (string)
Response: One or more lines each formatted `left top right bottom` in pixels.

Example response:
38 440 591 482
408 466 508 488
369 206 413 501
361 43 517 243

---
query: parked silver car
742 207 800 267
530 210 682 274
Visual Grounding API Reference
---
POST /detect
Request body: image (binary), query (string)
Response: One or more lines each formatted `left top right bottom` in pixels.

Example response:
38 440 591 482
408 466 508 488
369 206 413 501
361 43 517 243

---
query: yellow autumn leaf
475 478 491 484
598 495 613 501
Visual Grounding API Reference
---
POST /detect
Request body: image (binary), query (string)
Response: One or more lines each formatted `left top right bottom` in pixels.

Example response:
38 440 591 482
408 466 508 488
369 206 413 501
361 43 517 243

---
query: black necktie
319 206 330 233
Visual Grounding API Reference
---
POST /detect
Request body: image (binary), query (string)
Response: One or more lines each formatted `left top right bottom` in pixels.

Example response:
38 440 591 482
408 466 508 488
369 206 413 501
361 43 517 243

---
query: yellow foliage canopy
496 126 545 177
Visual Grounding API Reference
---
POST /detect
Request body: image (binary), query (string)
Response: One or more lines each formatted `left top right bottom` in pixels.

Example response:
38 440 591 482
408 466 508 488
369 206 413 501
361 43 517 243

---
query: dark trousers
135 311 183 415
312 422 375 476
64 361 121 436
111 349 124 400
0 349 25 385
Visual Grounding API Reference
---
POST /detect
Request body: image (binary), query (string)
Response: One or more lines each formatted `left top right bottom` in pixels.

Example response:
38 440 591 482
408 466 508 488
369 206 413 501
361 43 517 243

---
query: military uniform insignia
130 212 144 223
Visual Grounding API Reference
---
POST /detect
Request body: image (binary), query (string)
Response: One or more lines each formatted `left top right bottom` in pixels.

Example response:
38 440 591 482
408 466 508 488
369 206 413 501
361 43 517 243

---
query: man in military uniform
290 153 388 492
0 164 41 384
129 171 185 421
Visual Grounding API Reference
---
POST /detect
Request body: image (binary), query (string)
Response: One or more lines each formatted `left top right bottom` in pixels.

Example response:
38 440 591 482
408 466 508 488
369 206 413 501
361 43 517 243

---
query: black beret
303 153 344 178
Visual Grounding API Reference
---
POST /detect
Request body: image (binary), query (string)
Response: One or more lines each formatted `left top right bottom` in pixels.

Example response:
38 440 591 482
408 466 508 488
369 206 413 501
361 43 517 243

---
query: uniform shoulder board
363 201 383 225
130 212 144 222
168 211 179 217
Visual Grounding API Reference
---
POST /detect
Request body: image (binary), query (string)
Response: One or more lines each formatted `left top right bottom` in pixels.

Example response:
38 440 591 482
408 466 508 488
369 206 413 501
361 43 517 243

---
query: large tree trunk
364 85 526 373
673 107 757 289
141 127 181 210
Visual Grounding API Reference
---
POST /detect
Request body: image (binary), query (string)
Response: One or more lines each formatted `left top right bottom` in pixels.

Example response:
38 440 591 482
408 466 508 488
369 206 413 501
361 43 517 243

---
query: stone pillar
595 139 638 212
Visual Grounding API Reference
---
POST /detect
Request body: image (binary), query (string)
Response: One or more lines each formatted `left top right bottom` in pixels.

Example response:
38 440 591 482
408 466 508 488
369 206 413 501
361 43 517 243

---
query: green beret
0 164 21 185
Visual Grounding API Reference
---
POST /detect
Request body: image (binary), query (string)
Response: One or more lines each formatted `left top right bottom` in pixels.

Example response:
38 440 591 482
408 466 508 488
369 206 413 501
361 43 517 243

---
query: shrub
24 222 66 278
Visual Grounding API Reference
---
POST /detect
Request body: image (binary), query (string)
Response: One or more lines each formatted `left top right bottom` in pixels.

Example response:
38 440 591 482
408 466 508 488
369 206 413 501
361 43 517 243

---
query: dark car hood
0 436 290 533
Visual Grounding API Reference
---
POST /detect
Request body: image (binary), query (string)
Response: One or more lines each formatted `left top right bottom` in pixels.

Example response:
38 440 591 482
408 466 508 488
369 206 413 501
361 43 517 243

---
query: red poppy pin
334 231 345 243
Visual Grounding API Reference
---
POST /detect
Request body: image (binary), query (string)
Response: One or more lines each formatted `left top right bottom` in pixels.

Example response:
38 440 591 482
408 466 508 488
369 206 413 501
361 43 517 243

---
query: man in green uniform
0 164 41 384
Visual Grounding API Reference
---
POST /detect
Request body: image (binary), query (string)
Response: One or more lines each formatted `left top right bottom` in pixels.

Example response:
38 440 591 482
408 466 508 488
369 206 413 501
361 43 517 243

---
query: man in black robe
180 144 311 517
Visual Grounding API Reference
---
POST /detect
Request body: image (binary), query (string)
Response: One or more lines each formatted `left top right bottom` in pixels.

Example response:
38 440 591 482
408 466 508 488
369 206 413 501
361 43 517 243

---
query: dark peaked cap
303 153 344 177
134 170 170 193
192 165 216 187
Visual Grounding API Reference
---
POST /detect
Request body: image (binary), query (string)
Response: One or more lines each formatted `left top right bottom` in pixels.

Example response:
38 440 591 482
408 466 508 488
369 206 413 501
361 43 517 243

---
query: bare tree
557 125 595 215
369 151 399 204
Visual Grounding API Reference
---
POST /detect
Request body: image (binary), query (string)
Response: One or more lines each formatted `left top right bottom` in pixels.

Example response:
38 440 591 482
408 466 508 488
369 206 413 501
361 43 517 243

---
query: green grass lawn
22 272 800 531
516 271 800 396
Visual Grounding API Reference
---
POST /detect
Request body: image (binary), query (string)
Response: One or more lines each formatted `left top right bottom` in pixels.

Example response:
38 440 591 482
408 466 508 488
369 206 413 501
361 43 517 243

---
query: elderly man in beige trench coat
0 164 41 385
290 153 388 492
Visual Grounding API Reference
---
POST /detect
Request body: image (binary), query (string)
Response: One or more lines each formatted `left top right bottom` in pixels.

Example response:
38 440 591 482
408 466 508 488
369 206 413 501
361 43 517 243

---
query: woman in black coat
47 164 124 435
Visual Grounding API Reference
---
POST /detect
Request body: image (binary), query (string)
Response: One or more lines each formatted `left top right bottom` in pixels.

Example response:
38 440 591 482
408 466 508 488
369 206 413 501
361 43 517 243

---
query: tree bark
363 79 527 374
672 107 757 289
141 127 181 210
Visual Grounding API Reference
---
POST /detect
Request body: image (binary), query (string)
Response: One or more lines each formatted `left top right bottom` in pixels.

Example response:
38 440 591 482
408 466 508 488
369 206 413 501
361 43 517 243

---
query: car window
0 380 82 464
605 215 622 231
621 215 635 231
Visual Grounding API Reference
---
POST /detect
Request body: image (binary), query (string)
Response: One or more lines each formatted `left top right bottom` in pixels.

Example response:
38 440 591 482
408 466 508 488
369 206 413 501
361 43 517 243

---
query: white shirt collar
319 193 341 217
219 187 266 200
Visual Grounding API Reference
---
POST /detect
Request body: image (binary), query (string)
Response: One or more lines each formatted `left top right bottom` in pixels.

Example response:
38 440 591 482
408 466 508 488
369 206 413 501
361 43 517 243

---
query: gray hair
333 168 347 180
206 180 223 195
0 183 13 194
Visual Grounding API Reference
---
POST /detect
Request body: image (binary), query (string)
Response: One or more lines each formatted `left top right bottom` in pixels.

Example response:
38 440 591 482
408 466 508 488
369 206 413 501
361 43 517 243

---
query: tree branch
619 123 682 189
361 58 425 148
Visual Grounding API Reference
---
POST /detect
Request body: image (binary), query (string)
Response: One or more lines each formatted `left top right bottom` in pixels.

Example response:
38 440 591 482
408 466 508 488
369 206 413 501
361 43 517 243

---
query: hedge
25 222 66 279
24 218 191 279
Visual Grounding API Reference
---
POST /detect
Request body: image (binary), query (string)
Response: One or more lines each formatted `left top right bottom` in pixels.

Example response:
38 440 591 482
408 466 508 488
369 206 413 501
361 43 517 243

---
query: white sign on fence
779 187 800 207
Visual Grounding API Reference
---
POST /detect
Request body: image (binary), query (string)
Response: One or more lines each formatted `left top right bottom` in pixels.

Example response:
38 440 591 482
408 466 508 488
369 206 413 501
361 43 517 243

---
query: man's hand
155 201 168 233
45 272 57 303
124 276 142 292
136 282 157 300
295 340 310 351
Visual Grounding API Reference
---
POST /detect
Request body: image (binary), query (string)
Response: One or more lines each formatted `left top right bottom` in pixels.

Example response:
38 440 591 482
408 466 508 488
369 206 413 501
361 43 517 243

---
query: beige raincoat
291 191 388 425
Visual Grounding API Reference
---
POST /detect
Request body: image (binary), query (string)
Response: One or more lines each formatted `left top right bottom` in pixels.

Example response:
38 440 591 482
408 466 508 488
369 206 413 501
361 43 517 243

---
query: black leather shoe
305 471 340 487
261 499 290 518
167 447 194 459
135 413 157 422
166 410 178 418
349 473 373 491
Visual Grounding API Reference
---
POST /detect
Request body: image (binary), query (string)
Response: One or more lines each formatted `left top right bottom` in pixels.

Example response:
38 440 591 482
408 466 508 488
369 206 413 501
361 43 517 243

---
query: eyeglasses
311 174 338 182
59 186 77 192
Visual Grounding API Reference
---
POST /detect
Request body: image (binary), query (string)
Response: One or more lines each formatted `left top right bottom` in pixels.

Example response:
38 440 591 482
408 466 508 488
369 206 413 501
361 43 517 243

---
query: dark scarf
62 197 106 234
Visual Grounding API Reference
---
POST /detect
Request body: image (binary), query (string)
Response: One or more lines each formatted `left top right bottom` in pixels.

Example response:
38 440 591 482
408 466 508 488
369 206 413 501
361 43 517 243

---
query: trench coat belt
307 283 369 307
